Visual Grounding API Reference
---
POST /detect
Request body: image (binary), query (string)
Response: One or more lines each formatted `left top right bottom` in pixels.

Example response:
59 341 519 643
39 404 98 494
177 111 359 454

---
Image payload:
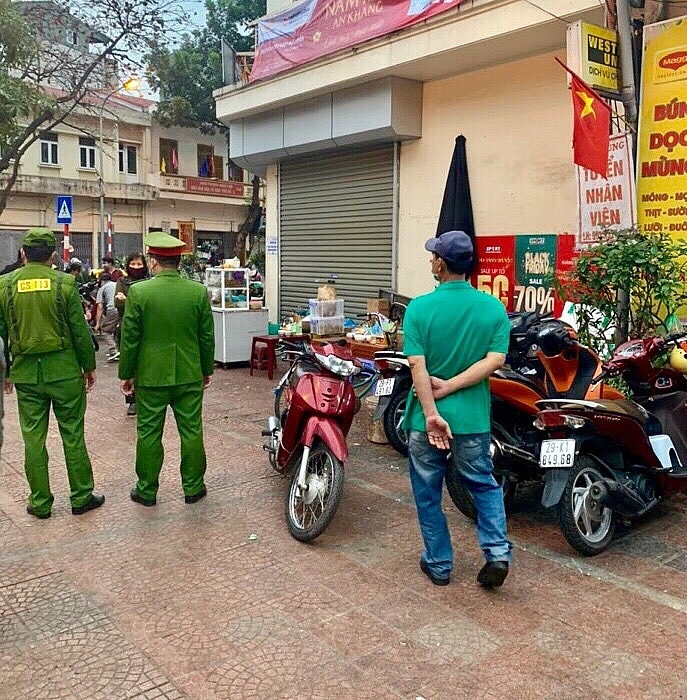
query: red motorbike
448 318 624 520
534 333 687 555
263 339 361 541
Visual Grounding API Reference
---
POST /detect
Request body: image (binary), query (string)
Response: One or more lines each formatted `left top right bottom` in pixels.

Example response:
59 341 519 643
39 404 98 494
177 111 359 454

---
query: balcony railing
221 39 254 87
4 173 157 200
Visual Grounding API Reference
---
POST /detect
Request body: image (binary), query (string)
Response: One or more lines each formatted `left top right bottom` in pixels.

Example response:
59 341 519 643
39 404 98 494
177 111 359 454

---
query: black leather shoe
130 488 156 507
477 561 509 588
72 493 105 515
184 487 207 504
420 559 450 586
26 504 51 519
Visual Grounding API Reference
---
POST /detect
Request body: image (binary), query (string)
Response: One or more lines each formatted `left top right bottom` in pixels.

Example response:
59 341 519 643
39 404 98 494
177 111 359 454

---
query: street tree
0 0 187 218
205 0 265 54
146 31 224 134
147 0 266 263
147 0 266 133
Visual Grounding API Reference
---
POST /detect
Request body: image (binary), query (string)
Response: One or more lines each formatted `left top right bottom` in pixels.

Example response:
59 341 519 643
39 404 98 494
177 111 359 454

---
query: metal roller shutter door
279 146 394 319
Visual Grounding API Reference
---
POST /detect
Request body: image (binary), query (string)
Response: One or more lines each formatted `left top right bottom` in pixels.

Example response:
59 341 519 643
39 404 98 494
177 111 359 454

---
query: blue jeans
408 430 512 579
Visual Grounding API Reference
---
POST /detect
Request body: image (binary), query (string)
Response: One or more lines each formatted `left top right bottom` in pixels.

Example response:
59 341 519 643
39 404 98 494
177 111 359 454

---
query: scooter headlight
315 352 360 377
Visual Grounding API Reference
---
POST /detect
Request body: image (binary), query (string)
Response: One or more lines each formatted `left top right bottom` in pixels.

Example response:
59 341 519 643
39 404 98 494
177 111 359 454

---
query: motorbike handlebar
276 339 308 361
590 369 609 386
663 332 687 346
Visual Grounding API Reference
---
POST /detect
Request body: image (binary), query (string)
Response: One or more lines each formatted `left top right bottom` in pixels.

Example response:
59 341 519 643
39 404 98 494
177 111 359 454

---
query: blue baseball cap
425 230 473 268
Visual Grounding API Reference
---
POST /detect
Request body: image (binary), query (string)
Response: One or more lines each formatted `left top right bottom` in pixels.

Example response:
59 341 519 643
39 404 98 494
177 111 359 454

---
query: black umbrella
435 135 476 271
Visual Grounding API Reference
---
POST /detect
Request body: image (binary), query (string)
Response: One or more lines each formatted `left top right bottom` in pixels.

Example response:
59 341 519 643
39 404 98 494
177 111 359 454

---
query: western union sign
566 21 620 97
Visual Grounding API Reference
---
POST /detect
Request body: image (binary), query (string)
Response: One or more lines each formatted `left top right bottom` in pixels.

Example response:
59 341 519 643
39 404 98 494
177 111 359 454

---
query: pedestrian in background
0 228 104 519
0 249 23 276
114 253 148 416
119 232 214 507
403 230 512 588
101 255 123 283
95 272 119 361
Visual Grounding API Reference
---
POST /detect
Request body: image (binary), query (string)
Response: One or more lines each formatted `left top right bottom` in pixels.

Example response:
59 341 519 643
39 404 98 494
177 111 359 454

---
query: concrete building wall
397 51 577 297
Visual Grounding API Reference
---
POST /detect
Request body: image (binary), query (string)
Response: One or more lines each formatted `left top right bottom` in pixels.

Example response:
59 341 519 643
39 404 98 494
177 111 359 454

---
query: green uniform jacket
118 270 215 386
0 263 96 384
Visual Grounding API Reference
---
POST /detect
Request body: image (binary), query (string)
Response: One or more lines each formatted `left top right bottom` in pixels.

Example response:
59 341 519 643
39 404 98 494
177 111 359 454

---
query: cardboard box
366 299 390 316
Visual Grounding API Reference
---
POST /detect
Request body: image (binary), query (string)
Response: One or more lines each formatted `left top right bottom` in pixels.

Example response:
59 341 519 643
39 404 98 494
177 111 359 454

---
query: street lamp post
97 76 141 264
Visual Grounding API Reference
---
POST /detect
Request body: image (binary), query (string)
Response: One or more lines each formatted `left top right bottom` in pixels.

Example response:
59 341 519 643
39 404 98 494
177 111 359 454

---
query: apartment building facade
1 1 251 269
0 95 251 268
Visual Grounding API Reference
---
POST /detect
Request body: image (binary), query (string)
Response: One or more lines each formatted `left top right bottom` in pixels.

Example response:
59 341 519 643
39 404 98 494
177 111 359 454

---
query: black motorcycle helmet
536 323 573 357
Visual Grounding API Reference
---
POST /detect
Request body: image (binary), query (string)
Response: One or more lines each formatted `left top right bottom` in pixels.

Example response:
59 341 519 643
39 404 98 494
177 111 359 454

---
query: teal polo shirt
402 280 510 435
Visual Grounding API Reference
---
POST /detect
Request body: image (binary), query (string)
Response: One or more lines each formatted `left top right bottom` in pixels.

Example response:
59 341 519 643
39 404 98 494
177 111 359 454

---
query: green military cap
23 227 56 247
144 231 186 257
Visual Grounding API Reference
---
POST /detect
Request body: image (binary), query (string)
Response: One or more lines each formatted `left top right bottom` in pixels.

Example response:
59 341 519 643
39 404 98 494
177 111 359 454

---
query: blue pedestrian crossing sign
56 195 73 224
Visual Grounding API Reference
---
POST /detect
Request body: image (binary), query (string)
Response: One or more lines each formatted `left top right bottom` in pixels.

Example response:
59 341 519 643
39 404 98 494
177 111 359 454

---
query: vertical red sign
471 236 516 310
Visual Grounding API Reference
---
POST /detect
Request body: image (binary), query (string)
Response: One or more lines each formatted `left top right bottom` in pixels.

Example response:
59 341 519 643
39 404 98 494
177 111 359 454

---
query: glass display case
205 267 251 310
204 266 268 363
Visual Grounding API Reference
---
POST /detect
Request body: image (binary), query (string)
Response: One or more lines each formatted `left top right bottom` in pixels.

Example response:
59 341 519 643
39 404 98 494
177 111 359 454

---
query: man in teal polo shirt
403 230 512 588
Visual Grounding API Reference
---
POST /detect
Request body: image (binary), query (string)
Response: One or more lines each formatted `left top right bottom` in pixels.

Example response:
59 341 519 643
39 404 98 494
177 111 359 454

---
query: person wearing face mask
403 230 512 589
113 253 148 414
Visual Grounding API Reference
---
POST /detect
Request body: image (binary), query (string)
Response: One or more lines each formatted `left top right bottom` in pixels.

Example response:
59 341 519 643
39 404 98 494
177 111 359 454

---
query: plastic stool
250 341 269 376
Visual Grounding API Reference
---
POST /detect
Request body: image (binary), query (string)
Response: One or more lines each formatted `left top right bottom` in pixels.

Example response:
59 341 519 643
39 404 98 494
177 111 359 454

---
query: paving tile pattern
1 354 686 699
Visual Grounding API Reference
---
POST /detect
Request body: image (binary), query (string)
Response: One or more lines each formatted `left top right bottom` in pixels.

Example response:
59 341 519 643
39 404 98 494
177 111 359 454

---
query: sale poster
471 234 578 315
471 236 515 309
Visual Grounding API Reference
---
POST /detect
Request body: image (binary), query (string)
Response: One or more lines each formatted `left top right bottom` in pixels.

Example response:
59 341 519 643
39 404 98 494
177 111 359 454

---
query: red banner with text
251 0 464 83
471 234 578 317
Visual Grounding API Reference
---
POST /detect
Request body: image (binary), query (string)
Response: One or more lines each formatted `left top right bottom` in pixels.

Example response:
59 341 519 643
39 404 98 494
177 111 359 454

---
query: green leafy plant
556 227 687 354
180 253 205 281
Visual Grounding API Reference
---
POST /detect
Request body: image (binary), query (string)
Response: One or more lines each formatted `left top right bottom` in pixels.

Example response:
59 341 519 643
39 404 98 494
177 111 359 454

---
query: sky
179 0 207 29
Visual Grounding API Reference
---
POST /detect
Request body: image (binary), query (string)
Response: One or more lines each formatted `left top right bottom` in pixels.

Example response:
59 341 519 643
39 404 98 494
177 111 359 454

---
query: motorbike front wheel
383 388 409 457
557 457 616 556
286 441 345 542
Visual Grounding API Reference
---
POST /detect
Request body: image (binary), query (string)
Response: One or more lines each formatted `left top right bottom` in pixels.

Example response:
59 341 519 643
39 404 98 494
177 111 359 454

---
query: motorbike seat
546 346 598 399
492 368 546 397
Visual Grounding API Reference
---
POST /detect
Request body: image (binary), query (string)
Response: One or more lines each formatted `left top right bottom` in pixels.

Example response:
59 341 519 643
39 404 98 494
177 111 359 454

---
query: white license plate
539 439 576 468
375 378 396 396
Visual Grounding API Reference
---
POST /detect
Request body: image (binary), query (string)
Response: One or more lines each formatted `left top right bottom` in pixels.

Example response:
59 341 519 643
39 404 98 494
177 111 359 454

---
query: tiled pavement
1 352 685 699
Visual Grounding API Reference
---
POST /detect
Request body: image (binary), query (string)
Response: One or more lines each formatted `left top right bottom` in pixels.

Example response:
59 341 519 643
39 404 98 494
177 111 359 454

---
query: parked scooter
447 320 624 520
534 333 687 555
263 338 361 541
372 349 412 455
78 279 98 327
78 279 99 350
373 311 562 458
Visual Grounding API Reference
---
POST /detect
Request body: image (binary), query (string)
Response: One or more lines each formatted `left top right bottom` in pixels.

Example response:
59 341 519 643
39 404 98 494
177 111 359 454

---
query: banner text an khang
251 0 464 83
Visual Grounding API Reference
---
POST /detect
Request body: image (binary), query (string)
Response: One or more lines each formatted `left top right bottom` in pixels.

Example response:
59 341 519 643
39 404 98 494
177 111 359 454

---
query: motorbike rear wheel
286 441 345 542
383 388 409 457
446 472 515 522
557 457 615 556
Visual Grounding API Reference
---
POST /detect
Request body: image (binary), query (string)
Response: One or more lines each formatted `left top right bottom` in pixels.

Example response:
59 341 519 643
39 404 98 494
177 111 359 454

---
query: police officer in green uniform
119 232 215 506
0 228 105 519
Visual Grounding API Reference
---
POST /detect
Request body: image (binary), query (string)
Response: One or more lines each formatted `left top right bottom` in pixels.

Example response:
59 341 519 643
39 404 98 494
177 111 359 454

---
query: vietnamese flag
556 58 611 179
